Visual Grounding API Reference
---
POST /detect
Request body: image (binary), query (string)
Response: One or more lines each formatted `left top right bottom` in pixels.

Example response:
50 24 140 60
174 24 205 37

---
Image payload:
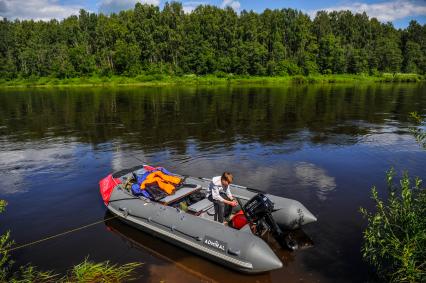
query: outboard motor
243 193 298 250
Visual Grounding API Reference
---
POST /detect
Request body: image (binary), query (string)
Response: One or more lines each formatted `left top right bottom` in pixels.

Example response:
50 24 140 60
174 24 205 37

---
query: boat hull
107 187 283 273
103 166 317 273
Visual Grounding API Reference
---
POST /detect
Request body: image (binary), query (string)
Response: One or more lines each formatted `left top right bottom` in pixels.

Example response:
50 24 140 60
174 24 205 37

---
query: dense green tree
51 43 75 78
403 41 423 73
347 47 369 74
113 39 141 75
68 44 96 75
0 3 424 79
318 34 345 74
402 21 426 74
375 37 403 74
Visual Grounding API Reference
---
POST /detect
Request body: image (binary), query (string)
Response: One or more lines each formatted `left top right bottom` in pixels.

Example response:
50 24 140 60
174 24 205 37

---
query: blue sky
1 0 425 28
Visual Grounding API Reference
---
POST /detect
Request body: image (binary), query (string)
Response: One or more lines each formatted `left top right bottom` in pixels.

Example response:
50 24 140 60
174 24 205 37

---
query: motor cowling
243 193 298 250
243 193 274 222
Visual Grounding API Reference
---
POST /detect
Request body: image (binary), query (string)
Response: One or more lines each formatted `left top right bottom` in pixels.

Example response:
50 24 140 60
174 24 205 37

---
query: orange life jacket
140 171 181 195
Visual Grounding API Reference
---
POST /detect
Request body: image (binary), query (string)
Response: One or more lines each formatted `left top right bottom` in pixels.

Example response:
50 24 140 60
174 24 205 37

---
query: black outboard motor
243 193 298 250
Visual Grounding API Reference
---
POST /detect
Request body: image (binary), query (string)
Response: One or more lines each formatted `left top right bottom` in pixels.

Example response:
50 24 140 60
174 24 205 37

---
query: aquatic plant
6 260 142 283
0 201 13 282
0 201 6 213
9 265 58 283
409 112 426 149
1 200 57 283
0 199 141 282
360 169 426 282
63 259 142 283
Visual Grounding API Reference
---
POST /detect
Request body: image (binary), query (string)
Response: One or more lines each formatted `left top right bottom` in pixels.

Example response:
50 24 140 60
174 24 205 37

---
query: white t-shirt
208 176 233 202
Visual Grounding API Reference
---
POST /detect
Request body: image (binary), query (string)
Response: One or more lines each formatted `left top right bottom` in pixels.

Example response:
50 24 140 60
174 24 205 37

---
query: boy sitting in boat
207 172 238 223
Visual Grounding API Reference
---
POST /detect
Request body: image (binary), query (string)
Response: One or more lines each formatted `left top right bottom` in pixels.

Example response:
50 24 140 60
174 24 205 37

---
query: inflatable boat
99 165 317 274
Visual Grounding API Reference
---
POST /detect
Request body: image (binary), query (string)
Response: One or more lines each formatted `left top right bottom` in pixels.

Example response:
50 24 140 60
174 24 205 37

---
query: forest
0 2 425 80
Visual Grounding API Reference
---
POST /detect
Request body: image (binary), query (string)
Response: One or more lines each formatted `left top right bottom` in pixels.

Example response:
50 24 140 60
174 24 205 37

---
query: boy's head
221 172 233 186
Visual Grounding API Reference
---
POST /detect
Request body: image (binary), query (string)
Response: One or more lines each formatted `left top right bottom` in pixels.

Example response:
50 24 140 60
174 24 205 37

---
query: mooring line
5 214 120 253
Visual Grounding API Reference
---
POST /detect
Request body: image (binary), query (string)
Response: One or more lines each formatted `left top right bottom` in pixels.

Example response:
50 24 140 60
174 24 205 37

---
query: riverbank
0 73 424 88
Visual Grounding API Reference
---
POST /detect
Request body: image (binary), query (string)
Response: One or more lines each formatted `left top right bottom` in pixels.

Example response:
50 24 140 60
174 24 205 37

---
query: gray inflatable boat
100 165 317 274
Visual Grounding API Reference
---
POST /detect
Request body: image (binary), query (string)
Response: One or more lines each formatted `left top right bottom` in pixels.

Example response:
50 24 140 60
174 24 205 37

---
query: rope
5 214 120 253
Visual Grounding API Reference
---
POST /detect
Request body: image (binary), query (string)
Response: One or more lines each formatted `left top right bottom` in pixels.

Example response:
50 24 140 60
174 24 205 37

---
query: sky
0 0 425 29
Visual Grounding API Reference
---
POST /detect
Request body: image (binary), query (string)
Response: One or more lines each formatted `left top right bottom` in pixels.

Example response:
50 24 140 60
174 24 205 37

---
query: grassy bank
0 73 424 88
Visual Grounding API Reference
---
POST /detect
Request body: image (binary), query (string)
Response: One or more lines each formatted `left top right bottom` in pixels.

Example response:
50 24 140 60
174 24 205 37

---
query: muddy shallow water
0 83 425 282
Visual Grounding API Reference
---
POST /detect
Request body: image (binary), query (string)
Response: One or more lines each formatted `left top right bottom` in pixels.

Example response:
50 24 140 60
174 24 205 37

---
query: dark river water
0 83 425 282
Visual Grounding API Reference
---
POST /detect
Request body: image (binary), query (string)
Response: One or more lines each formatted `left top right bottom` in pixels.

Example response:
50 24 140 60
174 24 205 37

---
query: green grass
0 73 423 88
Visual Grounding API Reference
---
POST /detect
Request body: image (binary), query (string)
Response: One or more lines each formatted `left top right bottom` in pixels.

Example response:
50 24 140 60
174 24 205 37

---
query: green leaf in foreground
360 169 426 282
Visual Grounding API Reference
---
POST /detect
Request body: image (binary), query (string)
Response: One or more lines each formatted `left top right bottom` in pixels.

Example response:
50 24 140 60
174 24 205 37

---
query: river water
0 83 425 282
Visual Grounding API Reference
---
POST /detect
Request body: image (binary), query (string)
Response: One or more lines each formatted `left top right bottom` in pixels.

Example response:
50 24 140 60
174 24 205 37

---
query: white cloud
221 0 240 11
182 1 206 14
294 162 336 201
98 0 160 14
308 0 426 22
0 0 82 21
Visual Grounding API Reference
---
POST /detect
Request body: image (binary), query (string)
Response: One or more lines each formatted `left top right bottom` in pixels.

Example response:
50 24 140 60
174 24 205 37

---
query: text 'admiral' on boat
99 164 317 273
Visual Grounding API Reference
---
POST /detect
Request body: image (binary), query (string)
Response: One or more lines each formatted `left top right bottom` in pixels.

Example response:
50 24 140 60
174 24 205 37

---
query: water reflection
294 162 336 201
0 84 425 282
1 84 424 149
0 140 78 194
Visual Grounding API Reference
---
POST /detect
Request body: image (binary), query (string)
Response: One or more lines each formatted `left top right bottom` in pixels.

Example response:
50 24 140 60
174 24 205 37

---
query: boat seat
159 185 201 205
187 198 214 214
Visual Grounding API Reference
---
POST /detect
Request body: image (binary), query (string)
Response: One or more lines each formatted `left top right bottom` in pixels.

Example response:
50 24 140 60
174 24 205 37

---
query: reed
9 265 58 283
64 258 142 283
2 257 142 283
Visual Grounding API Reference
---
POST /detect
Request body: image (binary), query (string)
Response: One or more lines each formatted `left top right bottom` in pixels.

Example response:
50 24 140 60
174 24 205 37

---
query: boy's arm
226 187 233 200
211 185 225 202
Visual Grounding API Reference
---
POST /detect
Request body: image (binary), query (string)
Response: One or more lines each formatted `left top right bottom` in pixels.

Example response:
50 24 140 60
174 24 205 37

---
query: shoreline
0 73 424 88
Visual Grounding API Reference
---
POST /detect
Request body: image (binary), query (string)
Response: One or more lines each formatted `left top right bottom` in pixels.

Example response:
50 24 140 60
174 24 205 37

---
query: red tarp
99 174 121 205
231 210 248 229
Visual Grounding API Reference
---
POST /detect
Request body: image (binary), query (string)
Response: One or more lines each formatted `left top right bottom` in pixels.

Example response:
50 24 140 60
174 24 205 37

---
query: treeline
0 2 425 79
